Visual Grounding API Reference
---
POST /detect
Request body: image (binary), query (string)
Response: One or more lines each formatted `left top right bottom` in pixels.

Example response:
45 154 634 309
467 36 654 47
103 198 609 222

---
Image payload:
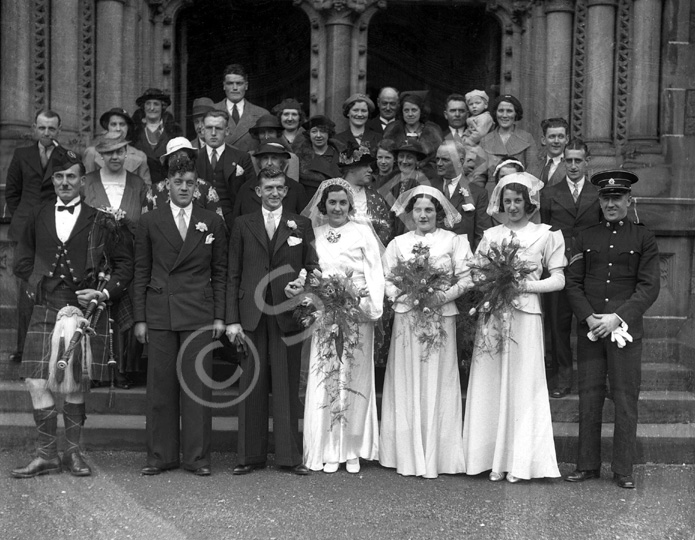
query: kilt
20 285 112 383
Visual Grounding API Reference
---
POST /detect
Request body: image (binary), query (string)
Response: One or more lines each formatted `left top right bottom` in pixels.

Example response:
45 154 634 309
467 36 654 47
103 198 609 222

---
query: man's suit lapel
248 211 270 253
156 206 185 251
222 146 237 183
67 203 95 242
548 160 566 186
554 181 578 215
576 183 599 220
26 145 44 177
173 206 206 269
39 204 60 244
273 213 293 257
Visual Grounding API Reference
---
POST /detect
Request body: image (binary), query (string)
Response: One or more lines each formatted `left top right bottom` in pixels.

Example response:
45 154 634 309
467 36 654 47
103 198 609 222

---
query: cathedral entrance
175 0 311 136
367 3 501 128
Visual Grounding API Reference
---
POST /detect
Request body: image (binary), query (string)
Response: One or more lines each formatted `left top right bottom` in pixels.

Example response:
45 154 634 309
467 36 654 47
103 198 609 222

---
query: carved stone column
584 0 617 145
95 0 125 119
545 0 574 120
628 0 661 143
0 0 32 130
50 0 80 132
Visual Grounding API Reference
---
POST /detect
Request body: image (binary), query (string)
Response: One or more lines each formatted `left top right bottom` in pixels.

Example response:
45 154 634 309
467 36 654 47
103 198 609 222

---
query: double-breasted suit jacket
5 143 63 242
214 99 269 153
226 209 319 467
133 204 227 471
431 175 491 250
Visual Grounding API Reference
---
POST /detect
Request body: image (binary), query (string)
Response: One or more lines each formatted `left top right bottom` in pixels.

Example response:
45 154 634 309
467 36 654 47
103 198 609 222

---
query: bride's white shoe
489 471 506 482
346 458 360 474
323 462 339 473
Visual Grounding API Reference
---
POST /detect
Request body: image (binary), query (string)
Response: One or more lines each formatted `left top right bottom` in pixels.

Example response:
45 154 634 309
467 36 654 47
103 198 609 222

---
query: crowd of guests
5 63 659 490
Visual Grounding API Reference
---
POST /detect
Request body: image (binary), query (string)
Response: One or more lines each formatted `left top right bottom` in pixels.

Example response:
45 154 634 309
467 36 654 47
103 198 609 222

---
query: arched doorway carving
367 3 502 128
174 0 311 136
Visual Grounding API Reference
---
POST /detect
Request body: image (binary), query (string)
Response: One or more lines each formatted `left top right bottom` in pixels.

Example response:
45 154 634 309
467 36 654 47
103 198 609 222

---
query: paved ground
0 450 692 540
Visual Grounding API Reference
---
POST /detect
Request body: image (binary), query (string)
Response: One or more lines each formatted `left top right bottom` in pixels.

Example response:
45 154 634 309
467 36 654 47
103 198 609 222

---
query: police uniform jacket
565 219 660 339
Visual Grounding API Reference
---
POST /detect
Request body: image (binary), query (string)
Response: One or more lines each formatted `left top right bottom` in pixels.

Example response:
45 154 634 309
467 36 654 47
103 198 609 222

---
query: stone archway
366 2 502 127
174 0 311 136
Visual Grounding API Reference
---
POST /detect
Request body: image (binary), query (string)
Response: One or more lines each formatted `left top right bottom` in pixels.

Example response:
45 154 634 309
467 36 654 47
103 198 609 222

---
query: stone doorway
367 3 501 128
175 0 311 137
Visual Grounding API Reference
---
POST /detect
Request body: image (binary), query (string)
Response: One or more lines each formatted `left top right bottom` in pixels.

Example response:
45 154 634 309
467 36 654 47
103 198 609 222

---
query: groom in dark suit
133 154 227 477
226 166 319 475
540 138 601 398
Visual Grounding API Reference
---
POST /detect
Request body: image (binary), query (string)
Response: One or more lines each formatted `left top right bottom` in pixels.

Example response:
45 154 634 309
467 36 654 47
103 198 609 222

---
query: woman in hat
293 115 343 199
335 93 382 152
272 98 306 147
83 132 149 389
83 108 151 185
462 172 564 484
480 94 538 187
379 186 472 479
131 88 182 186
300 178 385 474
383 92 443 180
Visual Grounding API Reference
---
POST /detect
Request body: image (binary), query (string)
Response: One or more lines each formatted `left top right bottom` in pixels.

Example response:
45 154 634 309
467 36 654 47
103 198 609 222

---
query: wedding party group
6 67 659 491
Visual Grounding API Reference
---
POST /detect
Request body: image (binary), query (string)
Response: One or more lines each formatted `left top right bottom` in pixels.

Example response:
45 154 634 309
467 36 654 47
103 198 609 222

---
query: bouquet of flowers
467 232 537 324
294 269 368 429
387 242 455 361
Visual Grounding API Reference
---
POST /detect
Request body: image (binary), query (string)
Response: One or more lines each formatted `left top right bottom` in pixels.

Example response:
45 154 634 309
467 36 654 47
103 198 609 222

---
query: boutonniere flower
459 187 470 198
195 222 208 232
287 219 297 230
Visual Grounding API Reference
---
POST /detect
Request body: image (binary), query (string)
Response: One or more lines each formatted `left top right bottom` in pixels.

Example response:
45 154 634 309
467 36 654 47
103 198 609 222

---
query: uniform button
613 231 617 234
48 272 53 277
607 280 610 283
609 245 614 248
608 263 612 266
605 298 609 302
60 274 65 279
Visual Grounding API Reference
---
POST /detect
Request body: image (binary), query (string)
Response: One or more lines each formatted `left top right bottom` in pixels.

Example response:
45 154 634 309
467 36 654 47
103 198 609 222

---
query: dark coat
214 99 270 153
334 128 382 154
131 110 182 186
82 170 149 235
230 177 308 225
133 205 227 330
226 210 319 333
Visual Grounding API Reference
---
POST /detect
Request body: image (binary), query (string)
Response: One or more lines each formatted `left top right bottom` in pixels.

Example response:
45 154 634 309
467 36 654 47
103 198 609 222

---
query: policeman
564 170 660 489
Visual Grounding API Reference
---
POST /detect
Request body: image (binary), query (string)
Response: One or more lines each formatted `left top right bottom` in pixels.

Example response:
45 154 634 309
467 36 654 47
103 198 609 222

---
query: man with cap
214 63 269 153
195 109 256 229
366 87 399 134
6 109 66 364
294 114 342 199
233 139 307 222
188 97 216 149
11 150 133 478
564 170 660 489
83 107 151 185
248 114 300 181
540 138 601 399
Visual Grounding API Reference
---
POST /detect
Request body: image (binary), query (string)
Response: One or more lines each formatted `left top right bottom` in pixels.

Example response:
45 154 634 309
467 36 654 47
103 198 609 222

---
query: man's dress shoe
193 466 211 476
232 463 266 475
290 464 310 476
141 465 163 476
614 473 635 489
550 387 570 399
11 456 61 478
565 469 600 482
9 351 22 363
62 452 92 477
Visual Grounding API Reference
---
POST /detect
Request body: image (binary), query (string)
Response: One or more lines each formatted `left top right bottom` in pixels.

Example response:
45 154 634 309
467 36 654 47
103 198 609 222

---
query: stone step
1 381 693 423
1 412 693 464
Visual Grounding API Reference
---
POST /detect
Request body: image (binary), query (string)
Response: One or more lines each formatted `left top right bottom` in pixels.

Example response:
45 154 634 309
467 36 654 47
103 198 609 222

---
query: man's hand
284 279 304 298
587 313 622 339
212 319 225 339
75 288 105 308
134 322 148 344
225 323 244 342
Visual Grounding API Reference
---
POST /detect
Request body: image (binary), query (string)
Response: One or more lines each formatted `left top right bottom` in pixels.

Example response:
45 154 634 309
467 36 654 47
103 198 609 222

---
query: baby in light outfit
463 90 494 146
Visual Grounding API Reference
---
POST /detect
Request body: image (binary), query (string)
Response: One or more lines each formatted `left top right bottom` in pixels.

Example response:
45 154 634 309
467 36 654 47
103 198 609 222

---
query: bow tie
57 204 78 214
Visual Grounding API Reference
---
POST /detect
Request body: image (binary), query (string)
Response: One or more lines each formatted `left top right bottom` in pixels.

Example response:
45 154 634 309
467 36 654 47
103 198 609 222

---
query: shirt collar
380 116 393 125
207 144 224 159
56 197 81 208
547 155 563 165
567 176 585 191
261 206 283 220
171 201 193 216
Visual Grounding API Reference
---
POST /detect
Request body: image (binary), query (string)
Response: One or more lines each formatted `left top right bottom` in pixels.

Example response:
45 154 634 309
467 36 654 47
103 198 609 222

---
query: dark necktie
540 159 553 184
211 149 218 169
232 104 240 124
57 204 77 214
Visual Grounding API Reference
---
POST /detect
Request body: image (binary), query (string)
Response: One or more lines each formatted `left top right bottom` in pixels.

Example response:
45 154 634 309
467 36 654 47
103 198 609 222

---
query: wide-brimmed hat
342 93 375 117
188 97 215 118
255 139 291 157
95 132 129 154
339 142 375 169
136 88 171 108
99 108 135 133
249 115 283 139
591 169 638 195
395 140 427 160
302 115 335 131
160 137 196 165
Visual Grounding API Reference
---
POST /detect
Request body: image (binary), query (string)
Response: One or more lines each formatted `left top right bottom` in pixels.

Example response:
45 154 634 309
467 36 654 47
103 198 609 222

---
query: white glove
611 323 633 349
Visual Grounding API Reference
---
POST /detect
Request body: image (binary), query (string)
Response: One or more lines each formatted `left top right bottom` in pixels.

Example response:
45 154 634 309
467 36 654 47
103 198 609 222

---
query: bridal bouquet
387 242 455 361
294 269 368 429
467 232 537 324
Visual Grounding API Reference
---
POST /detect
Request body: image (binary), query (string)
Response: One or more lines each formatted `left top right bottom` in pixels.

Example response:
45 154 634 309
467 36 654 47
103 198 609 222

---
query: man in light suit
531 117 569 186
366 86 399 135
133 154 227 477
540 138 601 398
226 166 319 476
214 63 269 153
431 140 491 250
196 109 256 229
5 109 65 363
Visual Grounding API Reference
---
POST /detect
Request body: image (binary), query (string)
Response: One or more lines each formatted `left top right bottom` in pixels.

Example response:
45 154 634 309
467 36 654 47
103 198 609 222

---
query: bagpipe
47 272 114 394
